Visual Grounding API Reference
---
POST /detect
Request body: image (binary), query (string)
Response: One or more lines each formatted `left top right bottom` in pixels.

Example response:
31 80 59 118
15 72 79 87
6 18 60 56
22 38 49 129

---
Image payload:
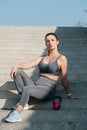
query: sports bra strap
56 55 62 60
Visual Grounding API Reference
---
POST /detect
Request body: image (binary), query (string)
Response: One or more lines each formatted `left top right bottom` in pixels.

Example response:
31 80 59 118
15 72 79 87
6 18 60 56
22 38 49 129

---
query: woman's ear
57 40 59 46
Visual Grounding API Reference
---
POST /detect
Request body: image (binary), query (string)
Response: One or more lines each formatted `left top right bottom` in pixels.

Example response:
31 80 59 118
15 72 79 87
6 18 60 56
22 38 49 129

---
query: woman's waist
35 74 58 87
40 73 60 82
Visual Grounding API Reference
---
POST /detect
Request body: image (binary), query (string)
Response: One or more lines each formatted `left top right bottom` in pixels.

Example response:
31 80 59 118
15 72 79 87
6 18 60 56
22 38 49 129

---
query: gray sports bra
38 55 61 76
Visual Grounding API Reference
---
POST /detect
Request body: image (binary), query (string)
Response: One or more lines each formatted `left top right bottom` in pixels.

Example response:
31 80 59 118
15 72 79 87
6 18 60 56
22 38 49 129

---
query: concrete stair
0 109 87 130
0 26 87 130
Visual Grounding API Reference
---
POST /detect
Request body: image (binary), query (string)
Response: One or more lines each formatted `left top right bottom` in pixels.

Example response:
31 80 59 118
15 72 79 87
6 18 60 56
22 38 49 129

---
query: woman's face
45 34 58 50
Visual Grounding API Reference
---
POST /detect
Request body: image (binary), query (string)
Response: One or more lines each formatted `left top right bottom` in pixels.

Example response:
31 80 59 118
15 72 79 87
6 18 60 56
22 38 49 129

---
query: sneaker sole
5 118 22 123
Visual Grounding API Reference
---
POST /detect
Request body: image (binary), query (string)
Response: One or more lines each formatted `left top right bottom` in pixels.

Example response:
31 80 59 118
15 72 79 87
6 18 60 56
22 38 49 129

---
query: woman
5 33 76 122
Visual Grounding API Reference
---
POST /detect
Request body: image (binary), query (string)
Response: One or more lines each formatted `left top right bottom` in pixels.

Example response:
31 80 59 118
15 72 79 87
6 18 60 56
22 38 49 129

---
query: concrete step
1 97 87 110
0 89 87 110
0 81 87 110
0 109 87 130
56 27 87 38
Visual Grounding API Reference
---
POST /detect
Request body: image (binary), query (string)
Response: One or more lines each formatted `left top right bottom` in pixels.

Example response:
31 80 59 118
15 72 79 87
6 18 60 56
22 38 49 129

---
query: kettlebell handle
53 96 62 102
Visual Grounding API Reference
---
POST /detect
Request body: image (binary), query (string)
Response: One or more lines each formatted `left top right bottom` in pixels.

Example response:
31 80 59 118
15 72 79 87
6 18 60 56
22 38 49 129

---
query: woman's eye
52 39 54 41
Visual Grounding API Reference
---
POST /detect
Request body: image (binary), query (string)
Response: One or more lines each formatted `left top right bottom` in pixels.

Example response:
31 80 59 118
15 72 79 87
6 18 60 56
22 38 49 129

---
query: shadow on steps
0 81 87 110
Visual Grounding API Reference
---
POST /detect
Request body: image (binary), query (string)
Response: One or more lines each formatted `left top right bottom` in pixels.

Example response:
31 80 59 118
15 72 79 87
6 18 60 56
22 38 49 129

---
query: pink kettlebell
52 96 62 110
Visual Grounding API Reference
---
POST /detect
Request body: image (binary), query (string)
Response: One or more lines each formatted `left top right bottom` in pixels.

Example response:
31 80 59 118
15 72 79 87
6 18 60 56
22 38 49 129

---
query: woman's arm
10 56 42 79
59 55 77 99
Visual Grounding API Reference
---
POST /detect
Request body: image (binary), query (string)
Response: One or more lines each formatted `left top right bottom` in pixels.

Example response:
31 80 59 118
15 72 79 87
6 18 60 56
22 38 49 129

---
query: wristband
67 93 72 97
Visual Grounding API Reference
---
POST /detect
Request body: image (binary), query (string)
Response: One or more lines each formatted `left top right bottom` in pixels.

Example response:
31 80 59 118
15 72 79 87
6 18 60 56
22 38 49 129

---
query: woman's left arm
59 55 77 99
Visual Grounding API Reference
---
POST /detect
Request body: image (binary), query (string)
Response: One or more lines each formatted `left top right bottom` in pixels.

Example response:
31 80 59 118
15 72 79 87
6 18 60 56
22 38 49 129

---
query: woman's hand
68 95 78 100
10 66 17 79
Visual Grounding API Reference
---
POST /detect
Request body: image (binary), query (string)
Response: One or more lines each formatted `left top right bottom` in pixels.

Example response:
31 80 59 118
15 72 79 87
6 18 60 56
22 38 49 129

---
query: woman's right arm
10 56 43 79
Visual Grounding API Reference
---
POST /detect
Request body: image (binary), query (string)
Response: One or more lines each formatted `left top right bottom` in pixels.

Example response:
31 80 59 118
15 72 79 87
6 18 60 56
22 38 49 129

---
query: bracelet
67 93 72 97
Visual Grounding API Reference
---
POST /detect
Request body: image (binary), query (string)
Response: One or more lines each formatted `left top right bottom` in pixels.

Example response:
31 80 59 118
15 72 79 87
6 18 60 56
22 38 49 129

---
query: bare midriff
40 73 60 81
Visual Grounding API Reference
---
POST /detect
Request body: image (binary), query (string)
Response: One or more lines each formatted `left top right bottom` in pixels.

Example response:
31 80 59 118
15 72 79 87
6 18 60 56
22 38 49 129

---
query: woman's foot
5 110 22 123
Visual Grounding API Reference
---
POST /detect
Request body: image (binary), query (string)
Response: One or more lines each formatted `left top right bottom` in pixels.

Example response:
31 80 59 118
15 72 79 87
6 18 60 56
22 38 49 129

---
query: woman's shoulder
37 55 47 61
60 54 67 59
58 54 67 62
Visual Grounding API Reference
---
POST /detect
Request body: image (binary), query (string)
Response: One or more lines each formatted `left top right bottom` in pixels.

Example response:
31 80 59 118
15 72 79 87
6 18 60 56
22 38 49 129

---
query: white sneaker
12 103 29 110
23 103 29 110
5 110 22 123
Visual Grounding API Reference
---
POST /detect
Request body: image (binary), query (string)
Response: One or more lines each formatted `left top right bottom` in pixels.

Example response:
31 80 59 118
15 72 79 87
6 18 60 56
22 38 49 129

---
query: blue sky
0 0 87 26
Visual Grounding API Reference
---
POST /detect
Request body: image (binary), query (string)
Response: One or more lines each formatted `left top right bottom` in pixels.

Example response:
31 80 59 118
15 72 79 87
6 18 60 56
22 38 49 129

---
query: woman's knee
23 86 29 92
17 69 23 74
15 69 24 78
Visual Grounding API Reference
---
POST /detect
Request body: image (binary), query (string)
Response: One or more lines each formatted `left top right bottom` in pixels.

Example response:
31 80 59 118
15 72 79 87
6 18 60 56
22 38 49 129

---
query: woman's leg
17 84 56 113
17 77 56 113
5 77 56 122
14 69 34 95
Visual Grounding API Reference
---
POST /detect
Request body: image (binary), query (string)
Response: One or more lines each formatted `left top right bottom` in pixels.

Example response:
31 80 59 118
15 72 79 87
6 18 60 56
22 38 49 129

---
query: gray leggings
14 69 57 107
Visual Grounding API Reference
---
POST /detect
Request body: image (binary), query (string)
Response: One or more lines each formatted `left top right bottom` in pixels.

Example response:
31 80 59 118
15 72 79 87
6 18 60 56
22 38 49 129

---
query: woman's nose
49 41 52 45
